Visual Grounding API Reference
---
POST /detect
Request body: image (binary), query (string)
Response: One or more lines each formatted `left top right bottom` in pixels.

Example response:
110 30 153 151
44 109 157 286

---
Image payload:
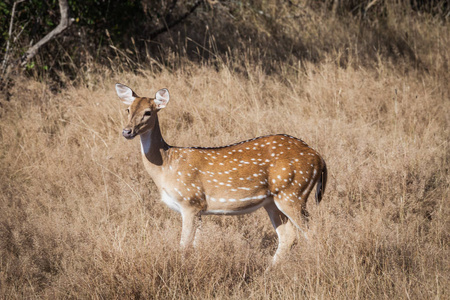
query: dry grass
0 58 448 298
0 5 449 296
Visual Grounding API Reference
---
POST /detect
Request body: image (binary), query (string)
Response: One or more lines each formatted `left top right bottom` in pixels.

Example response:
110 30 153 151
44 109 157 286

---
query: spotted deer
115 83 327 264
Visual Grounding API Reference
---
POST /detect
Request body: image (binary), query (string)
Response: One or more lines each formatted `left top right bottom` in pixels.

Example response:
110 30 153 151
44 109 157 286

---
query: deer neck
140 115 169 167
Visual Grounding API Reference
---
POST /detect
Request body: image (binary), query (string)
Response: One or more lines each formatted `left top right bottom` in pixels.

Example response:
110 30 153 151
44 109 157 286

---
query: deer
115 83 327 265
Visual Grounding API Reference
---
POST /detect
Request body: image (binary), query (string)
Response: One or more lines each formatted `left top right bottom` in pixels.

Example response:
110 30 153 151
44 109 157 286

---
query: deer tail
315 160 327 204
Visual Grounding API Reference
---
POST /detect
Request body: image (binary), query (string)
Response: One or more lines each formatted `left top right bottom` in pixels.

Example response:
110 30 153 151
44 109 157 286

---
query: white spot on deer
237 187 251 190
174 188 183 197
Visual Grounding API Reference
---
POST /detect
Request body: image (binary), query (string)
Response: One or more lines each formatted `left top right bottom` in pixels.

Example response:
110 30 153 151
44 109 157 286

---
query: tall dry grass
0 3 449 297
1 58 448 298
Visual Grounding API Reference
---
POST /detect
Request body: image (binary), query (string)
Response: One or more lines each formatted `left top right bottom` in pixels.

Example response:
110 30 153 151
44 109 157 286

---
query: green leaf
26 62 35 70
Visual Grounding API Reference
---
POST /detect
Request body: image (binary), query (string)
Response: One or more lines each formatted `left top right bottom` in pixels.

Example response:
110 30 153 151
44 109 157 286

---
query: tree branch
20 0 73 67
1 0 25 76
149 0 203 40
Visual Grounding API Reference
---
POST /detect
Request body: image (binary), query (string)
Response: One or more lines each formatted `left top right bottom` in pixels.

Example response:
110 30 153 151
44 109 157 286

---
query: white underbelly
201 196 273 215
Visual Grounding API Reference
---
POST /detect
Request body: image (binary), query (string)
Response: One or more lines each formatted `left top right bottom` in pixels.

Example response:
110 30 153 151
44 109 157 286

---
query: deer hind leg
272 185 315 240
264 201 297 265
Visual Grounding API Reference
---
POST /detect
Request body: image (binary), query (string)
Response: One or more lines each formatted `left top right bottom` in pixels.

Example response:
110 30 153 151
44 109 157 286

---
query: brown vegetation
0 1 449 298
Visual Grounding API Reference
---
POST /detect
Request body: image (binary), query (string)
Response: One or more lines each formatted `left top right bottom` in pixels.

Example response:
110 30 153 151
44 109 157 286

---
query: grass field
0 2 449 298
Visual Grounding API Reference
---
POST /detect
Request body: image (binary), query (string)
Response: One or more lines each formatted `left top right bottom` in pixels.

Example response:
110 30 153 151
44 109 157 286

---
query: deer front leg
180 209 201 249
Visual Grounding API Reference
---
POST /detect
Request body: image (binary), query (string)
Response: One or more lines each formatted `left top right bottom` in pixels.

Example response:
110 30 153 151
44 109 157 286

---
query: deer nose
122 128 134 139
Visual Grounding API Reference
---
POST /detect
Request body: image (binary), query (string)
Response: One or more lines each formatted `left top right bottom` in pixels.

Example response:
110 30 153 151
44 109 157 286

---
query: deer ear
115 83 137 105
154 88 169 109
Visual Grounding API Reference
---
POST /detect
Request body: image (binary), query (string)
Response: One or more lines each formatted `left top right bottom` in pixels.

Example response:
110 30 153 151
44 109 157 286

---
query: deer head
115 83 169 139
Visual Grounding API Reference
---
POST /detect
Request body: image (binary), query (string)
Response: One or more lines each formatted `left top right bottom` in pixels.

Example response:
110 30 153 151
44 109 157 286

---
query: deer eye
125 108 130 114
143 110 152 117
